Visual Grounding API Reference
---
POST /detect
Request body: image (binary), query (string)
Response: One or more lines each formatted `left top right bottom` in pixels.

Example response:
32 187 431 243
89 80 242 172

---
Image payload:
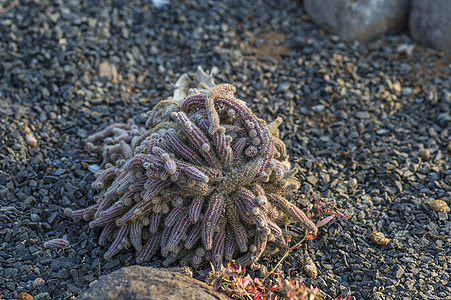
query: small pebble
33 277 45 288
303 251 318 279
18 292 34 300
24 124 38 147
429 200 450 214
418 149 431 161
30 214 40 222
371 232 391 246
89 164 101 173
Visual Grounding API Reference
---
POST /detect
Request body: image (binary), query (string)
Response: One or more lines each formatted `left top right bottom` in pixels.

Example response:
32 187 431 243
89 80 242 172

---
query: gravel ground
0 0 450 299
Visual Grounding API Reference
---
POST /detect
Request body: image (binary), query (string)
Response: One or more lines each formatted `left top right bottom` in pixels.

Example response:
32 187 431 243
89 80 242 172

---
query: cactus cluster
66 68 318 270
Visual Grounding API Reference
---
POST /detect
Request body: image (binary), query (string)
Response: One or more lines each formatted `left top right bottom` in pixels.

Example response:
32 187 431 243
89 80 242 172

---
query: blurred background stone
409 0 451 55
303 0 409 42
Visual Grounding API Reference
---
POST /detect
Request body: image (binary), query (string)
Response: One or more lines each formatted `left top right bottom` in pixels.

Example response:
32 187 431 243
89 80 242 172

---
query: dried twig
262 221 312 282
424 231 448 241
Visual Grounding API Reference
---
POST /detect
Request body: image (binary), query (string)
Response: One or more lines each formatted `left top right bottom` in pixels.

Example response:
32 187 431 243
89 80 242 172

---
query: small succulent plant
208 260 349 300
66 67 318 270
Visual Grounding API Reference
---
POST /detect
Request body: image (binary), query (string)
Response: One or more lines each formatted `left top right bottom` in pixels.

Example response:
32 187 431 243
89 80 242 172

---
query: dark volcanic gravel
0 0 450 299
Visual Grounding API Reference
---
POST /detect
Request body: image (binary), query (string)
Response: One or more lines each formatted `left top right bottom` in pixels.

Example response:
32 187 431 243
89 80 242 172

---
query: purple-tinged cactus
267 194 318 236
202 193 225 251
224 230 235 262
137 233 161 263
164 206 185 228
98 221 116 246
184 222 202 250
226 203 249 253
188 196 204 223
164 211 190 252
87 123 130 143
163 130 204 166
66 67 318 270
130 219 143 252
104 223 130 260
64 205 98 221
148 212 162 234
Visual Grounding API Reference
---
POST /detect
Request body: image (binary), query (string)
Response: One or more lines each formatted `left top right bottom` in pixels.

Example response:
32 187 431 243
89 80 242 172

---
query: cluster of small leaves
277 278 321 300
209 261 280 300
208 261 340 300
278 278 349 300
315 200 348 229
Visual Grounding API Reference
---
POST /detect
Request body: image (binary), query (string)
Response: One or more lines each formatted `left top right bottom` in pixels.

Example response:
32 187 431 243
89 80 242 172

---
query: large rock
409 0 451 54
77 266 230 300
303 0 409 42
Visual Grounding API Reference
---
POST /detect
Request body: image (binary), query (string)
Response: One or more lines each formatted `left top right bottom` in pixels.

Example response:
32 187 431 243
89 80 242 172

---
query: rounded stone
76 266 230 300
418 149 431 161
18 293 34 300
429 199 450 214
303 0 409 42
409 0 451 54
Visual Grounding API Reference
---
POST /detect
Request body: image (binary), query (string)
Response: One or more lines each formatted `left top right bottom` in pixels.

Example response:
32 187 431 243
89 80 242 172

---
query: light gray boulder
303 0 409 42
77 266 230 300
409 0 451 54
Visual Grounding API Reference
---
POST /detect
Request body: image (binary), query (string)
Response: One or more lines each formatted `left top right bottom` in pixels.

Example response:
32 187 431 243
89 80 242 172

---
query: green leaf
212 278 222 290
